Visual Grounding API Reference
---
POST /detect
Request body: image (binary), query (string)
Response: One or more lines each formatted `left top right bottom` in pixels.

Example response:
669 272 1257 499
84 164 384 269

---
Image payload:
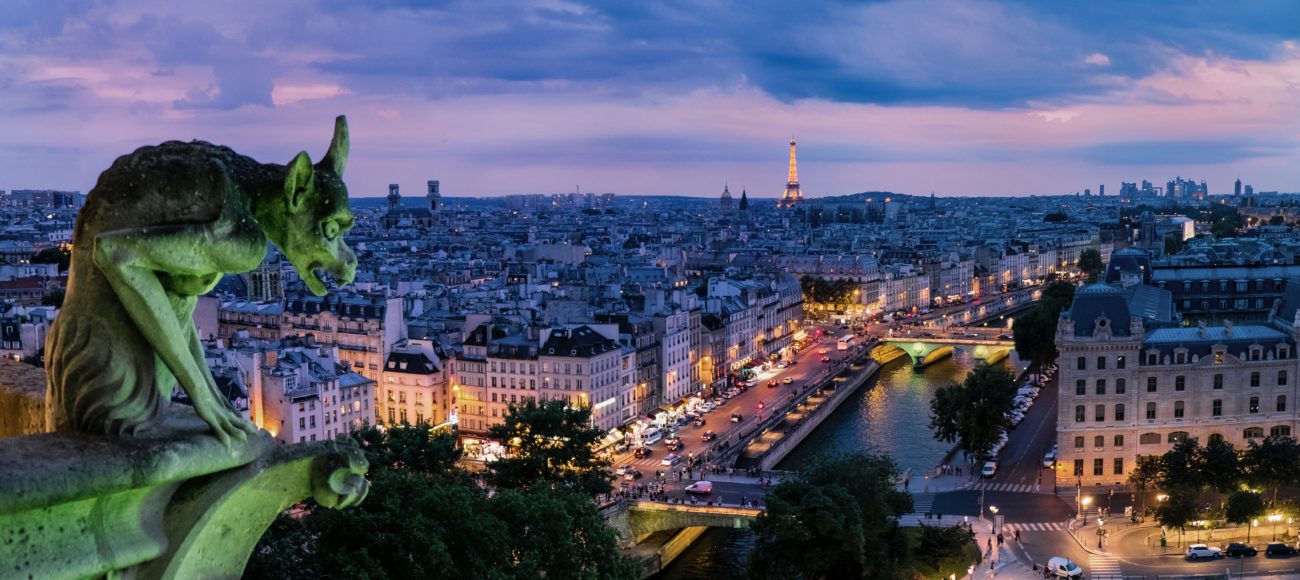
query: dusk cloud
0 0 1296 197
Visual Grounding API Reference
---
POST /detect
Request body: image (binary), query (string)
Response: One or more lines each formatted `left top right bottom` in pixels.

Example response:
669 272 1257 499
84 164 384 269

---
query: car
821 356 831 363
777 361 788 369
981 461 997 478
684 481 713 495
744 379 758 387
1045 556 1082 578
623 469 642 480
615 465 628 476
1266 542 1297 556
1186 544 1223 560
661 453 682 466
666 442 684 452
634 447 652 459
767 380 778 388
692 418 706 427
1225 543 1257 557
730 413 743 423
1042 450 1057 468
782 377 793 384
998 333 1012 340
701 402 716 412
701 431 717 442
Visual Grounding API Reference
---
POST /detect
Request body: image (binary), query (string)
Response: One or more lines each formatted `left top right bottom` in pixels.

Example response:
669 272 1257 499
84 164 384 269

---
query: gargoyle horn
321 115 349 177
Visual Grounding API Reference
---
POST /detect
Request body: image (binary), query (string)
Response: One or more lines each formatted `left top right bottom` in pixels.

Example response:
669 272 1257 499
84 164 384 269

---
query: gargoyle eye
323 220 340 240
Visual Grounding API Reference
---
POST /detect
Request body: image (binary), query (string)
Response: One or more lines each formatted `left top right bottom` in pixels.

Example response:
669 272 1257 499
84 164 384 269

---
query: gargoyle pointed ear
321 115 348 177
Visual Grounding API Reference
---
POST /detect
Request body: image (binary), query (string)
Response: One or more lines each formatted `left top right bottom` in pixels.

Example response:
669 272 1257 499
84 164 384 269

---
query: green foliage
1163 235 1186 256
29 246 71 270
1013 281 1075 367
1043 212 1067 223
1197 438 1241 493
1038 281 1077 316
1243 435 1300 503
799 276 860 308
487 399 613 496
749 453 912 580
1158 438 1204 492
246 423 635 580
1078 249 1104 283
1154 489 1200 532
911 523 976 572
1128 455 1162 513
1269 215 1286 226
929 365 1016 459
1225 491 1266 529
41 288 65 307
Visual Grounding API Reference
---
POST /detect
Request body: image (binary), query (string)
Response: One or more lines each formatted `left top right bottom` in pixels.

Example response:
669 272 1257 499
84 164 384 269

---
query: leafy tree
912 523 976 571
1038 281 1077 316
1269 215 1287 226
1127 455 1162 515
487 399 613 495
929 365 1016 462
1153 490 1199 546
1158 438 1204 493
1012 305 1057 367
352 422 461 475
1077 249 1104 283
1225 490 1266 544
1043 212 1067 223
1243 435 1300 504
1196 438 1241 493
749 452 912 580
1163 235 1186 256
487 485 638 580
41 288 65 307
29 246 71 270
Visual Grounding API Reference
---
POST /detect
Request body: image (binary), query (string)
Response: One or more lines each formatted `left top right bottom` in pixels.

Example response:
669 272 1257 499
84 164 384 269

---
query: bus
837 335 854 351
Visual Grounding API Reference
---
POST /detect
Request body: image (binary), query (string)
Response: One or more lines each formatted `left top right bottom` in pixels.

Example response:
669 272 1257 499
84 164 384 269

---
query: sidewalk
970 519 1050 579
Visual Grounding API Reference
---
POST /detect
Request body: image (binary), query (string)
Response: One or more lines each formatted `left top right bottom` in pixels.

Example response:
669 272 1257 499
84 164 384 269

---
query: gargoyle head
277 116 358 296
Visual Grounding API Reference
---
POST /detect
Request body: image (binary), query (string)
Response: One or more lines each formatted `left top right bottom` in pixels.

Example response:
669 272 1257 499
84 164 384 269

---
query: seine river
656 349 1019 579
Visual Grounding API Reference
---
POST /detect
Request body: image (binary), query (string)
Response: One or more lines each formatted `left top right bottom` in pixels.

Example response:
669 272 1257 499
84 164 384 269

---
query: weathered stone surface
0 360 45 437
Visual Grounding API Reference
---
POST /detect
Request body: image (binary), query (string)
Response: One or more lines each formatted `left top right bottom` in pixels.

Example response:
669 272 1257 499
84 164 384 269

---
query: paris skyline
0 0 1297 198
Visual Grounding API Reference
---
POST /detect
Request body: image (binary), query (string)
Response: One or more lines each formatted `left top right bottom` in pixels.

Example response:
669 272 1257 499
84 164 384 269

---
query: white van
1046 557 1082 578
642 428 663 446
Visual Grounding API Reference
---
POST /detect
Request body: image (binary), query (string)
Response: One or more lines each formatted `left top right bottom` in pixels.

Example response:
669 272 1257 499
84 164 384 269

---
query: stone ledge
0 359 45 438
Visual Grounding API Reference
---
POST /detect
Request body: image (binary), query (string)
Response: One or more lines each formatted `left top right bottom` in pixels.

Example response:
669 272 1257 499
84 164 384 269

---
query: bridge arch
606 501 763 542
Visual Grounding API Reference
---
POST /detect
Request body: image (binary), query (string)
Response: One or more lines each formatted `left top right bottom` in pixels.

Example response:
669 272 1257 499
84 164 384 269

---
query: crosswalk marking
1001 522 1066 532
970 482 1043 493
1088 553 1122 578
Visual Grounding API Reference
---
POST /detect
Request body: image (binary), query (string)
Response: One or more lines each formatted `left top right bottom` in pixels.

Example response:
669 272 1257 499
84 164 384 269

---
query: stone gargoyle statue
46 116 358 446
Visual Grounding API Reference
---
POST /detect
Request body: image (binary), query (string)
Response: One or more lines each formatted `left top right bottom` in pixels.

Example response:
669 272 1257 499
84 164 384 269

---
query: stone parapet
0 359 45 437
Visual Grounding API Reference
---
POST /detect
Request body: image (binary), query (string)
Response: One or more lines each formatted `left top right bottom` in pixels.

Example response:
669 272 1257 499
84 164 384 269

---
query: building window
1213 399 1223 416
1209 433 1224 444
1076 380 1086 396
1075 405 1085 422
1074 459 1084 476
1168 431 1189 443
1094 435 1105 449
1250 372 1260 387
1097 356 1106 370
1146 402 1157 419
1175 376 1185 391
1250 397 1260 414
1244 427 1264 439
1117 356 1126 369
1114 434 1124 447
1096 379 1106 395
1278 395 1287 413
1114 458 1124 475
1216 374 1226 389
1147 353 1157 365
1074 436 1084 449
1271 425 1292 438
1093 458 1104 476
1095 404 1105 422
1139 432 1161 444
1176 352 1186 364
1077 357 1086 371
1115 404 1125 421
1147 377 1157 392
1116 379 1126 394
1280 370 1288 386
1174 401 1184 419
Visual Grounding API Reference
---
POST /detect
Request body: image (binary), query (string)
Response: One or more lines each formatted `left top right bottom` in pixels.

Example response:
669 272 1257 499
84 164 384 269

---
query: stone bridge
876 338 1014 368
603 500 763 543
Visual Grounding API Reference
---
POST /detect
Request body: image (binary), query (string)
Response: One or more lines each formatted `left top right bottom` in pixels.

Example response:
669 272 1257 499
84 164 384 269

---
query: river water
656 349 1020 579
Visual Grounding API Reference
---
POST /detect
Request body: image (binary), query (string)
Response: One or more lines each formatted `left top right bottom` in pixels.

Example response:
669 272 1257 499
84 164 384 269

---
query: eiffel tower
777 138 802 208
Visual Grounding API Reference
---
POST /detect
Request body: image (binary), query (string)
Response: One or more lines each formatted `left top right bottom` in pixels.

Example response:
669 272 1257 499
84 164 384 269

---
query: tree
929 365 1016 462
1153 490 1199 546
1196 438 1241 493
1043 212 1067 223
1012 305 1058 367
29 246 71 270
487 399 613 495
1078 249 1104 283
1243 435 1300 504
913 523 976 573
1225 490 1266 544
1270 215 1287 226
41 288 65 307
1038 281 1077 317
1127 455 1162 515
352 422 461 475
1163 235 1186 256
487 485 638 580
749 452 912 580
1157 438 1204 493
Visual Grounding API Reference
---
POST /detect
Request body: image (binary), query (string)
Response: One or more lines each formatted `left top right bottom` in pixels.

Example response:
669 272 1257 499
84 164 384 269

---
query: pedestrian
1015 530 1021 543
987 538 992 552
997 532 1003 546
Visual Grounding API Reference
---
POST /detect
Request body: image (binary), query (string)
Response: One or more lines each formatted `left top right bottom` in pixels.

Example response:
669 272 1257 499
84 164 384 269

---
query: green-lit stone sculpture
46 116 358 445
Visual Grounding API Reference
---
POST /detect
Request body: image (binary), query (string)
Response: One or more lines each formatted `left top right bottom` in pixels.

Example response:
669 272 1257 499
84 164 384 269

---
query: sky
0 0 1298 199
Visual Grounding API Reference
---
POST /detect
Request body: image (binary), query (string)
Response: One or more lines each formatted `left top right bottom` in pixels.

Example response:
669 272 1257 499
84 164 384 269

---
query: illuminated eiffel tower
777 138 802 208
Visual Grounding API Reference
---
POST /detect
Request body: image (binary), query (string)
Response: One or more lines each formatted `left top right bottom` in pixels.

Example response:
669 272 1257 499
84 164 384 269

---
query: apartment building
378 339 451 427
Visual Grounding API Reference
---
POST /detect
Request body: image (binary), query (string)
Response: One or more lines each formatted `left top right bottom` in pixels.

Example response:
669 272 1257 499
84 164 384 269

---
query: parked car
1225 543 1257 557
1042 450 1057 468
684 481 713 495
981 461 998 478
615 465 628 476
820 356 831 363
1045 557 1082 578
1186 544 1223 560
1266 543 1297 556
623 469 642 480
783 377 793 384
701 431 717 442
692 419 706 428
730 413 743 423
661 453 682 466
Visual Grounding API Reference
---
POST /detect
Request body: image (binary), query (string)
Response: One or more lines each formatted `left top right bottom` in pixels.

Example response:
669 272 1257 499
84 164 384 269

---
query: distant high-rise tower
777 138 802 208
1099 184 1104 197
1235 177 1243 196
720 183 734 211
427 180 441 212
387 184 401 209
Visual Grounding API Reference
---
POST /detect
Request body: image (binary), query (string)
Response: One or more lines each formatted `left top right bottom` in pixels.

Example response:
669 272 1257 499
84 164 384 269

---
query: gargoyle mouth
304 260 328 296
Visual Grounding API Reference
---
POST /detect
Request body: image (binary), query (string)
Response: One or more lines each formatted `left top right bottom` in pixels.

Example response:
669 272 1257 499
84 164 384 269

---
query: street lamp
1098 517 1106 549
1270 514 1283 541
990 505 999 535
